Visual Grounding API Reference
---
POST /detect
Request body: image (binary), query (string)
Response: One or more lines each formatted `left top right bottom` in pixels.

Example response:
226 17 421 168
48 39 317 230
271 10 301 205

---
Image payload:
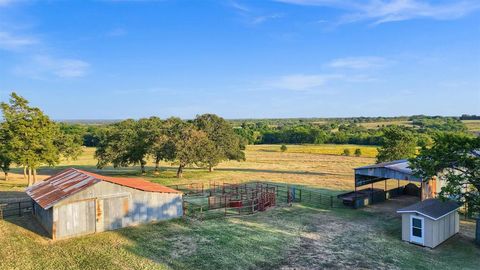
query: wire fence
174 181 347 220
0 199 33 219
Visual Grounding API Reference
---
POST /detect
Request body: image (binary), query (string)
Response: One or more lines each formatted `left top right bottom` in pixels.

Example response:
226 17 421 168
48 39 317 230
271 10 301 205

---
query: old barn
26 168 183 240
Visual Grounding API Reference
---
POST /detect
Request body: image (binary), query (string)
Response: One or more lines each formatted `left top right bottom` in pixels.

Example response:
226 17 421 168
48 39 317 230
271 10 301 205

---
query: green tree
174 125 214 178
1 93 81 185
410 133 480 216
376 126 417 163
148 117 180 174
96 119 152 174
0 120 14 181
354 148 362 157
280 144 287 152
194 114 245 172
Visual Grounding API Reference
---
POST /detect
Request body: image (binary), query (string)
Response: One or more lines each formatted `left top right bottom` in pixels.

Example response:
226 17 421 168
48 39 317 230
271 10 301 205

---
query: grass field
462 120 480 132
358 120 413 129
0 144 478 269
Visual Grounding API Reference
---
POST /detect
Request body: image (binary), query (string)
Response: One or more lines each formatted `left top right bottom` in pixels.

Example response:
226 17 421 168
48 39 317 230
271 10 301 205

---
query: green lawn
0 145 478 269
1 204 478 270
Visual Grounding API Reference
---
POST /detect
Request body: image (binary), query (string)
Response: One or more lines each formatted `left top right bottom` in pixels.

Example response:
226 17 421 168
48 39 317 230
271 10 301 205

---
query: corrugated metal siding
33 202 53 236
53 181 183 239
55 200 96 239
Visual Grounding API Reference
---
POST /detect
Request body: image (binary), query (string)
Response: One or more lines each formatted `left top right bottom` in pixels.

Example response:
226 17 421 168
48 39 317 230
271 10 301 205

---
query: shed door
410 216 424 245
101 196 130 231
56 200 96 239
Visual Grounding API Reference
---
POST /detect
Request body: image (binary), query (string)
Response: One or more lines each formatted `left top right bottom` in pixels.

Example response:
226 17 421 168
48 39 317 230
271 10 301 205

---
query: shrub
354 148 362 157
280 144 287 152
343 148 351 156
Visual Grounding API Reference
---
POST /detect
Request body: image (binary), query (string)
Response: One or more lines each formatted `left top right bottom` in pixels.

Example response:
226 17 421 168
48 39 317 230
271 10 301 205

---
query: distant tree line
0 93 82 185
233 117 468 147
94 114 245 178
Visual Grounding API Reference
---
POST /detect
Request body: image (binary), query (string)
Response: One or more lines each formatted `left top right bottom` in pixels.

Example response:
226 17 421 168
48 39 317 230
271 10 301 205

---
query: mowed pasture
0 144 378 193
462 120 480 132
0 144 479 270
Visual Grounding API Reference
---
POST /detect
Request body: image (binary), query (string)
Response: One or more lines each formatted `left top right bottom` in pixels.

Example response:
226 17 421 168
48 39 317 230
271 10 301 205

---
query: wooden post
385 179 387 200
18 202 21 216
330 196 333 208
299 189 302 202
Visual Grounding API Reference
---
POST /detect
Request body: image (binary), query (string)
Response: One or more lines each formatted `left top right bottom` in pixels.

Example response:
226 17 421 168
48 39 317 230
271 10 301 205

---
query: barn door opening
96 196 130 232
410 216 424 245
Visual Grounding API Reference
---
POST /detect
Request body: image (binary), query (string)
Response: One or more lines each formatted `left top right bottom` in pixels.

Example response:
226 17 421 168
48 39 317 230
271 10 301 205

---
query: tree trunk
209 165 214 172
140 161 146 175
23 166 27 180
154 159 160 175
27 167 32 187
177 164 184 178
33 168 37 184
4 172 8 181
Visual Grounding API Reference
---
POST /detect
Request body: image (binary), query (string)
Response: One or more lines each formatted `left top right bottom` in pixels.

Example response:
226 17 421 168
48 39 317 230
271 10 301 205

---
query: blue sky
0 0 479 119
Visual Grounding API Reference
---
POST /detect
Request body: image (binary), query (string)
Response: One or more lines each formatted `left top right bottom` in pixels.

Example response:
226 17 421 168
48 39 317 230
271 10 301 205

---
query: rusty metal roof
26 168 181 209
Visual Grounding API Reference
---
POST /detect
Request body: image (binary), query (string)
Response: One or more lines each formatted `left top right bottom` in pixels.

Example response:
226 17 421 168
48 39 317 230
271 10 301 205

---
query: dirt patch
280 213 399 270
168 235 211 259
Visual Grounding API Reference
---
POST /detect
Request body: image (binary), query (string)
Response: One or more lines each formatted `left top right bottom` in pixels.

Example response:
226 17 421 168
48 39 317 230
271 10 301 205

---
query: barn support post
385 179 387 200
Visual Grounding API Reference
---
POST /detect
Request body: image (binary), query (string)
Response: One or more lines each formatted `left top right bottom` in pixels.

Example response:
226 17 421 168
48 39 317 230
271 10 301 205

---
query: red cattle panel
26 168 181 210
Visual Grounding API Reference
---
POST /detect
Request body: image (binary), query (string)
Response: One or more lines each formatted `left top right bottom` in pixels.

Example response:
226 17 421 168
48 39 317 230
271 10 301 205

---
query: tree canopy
410 133 480 216
0 92 81 185
376 126 417 163
94 114 245 178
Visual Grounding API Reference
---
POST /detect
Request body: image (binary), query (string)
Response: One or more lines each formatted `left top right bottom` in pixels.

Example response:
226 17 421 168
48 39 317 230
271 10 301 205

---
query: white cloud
251 13 283 24
14 55 90 79
229 1 250 13
328 56 388 69
267 73 343 91
0 31 38 50
229 1 283 25
275 0 480 25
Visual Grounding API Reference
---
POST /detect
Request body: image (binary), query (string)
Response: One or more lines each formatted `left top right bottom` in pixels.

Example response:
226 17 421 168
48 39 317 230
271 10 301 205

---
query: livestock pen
171 181 346 220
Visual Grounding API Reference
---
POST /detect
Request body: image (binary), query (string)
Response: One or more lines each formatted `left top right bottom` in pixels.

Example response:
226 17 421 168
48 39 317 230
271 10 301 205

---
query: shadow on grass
3 213 50 238
114 206 326 270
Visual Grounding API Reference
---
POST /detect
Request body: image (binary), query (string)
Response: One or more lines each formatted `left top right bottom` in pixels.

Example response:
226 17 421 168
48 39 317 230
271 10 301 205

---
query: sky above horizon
0 0 479 120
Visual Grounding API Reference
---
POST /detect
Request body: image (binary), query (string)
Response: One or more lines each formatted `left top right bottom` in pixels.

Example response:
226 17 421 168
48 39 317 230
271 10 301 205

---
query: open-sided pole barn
339 159 442 208
26 168 183 240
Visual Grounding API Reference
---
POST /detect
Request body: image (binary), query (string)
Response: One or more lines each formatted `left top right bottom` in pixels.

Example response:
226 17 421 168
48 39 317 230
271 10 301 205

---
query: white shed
397 199 460 248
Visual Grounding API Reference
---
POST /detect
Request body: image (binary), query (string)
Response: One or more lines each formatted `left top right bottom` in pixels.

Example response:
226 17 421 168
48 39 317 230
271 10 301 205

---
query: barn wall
52 181 183 239
54 200 96 240
33 202 53 236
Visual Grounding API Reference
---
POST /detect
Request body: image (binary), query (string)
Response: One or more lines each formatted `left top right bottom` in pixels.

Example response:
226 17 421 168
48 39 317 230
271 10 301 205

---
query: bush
280 144 287 152
343 148 351 156
354 148 362 157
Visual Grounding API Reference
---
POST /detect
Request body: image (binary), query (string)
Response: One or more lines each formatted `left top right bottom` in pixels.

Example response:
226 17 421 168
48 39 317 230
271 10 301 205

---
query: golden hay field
462 120 480 132
0 144 379 195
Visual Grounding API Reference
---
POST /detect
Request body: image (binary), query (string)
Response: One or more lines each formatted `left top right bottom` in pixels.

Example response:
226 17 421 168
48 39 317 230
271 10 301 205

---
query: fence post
18 202 22 216
299 189 302 202
330 196 333 208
